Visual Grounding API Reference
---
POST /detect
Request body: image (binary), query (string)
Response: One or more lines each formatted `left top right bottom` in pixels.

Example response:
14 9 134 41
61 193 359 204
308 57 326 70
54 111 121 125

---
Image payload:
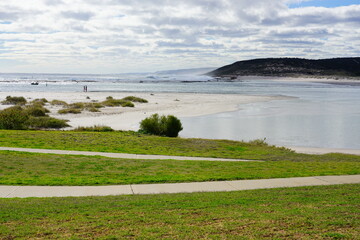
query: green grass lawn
0 151 359 186
1 130 360 162
0 184 359 239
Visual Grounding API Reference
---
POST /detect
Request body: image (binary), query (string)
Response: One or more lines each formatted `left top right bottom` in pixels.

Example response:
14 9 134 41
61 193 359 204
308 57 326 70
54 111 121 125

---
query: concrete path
1 175 359 198
0 147 258 162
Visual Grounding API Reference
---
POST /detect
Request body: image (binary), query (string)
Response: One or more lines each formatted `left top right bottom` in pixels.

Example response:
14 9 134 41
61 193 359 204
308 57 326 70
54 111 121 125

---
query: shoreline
0 91 287 131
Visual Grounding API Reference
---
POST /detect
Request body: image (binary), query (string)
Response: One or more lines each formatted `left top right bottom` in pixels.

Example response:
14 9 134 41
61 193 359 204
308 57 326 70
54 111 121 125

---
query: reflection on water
181 81 360 149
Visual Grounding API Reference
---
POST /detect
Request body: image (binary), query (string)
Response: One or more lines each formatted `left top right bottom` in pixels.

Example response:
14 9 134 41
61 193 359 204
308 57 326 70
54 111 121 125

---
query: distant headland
208 57 360 79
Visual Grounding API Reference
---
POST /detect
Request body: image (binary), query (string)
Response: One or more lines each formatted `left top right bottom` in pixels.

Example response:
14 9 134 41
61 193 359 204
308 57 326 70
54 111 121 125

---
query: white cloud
0 0 359 73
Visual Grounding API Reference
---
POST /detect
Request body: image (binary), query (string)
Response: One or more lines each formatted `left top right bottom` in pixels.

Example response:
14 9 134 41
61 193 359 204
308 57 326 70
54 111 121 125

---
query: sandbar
0 91 286 131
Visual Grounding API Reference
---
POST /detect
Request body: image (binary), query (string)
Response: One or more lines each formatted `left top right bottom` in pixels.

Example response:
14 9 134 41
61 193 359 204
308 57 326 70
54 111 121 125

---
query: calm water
1 73 359 149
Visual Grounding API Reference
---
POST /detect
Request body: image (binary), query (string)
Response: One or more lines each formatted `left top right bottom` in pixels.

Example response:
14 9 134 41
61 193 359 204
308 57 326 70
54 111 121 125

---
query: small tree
139 114 183 137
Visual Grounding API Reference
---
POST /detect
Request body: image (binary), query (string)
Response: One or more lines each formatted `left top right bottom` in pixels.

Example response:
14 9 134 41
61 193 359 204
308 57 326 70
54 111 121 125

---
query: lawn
1 130 360 162
0 184 359 239
0 151 359 185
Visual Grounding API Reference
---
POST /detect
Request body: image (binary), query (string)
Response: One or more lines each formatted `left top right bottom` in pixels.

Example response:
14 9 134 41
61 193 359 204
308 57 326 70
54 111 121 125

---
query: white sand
0 91 286 131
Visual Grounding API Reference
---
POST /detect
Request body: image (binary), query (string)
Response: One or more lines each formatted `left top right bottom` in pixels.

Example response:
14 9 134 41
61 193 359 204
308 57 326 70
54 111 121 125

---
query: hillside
208 57 360 78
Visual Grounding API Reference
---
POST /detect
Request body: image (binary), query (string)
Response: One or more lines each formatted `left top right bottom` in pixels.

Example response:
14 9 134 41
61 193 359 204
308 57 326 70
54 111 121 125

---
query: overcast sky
0 0 359 74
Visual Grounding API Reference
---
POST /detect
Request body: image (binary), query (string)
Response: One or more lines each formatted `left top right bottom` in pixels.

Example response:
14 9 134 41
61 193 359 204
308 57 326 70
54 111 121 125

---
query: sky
0 0 359 74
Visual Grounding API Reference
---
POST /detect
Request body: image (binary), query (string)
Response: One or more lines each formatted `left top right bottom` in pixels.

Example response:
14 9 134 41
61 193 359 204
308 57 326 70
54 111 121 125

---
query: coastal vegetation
50 99 68 106
0 184 358 239
0 106 69 130
56 96 148 114
1 96 27 105
122 96 148 103
2 95 148 116
139 113 183 137
0 150 358 186
73 125 114 132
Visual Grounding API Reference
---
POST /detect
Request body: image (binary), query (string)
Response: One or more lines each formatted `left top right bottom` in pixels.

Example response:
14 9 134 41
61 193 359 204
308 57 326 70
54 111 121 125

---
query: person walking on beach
83 85 88 92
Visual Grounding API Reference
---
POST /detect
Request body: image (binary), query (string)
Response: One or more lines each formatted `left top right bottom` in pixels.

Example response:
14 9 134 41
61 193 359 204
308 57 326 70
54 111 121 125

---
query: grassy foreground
0 184 359 239
1 130 360 162
0 151 359 186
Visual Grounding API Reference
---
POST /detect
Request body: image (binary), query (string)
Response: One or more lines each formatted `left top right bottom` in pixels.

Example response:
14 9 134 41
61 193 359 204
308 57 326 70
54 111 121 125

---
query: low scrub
24 105 50 117
2 96 27 105
27 116 69 129
122 96 148 103
0 106 29 129
73 125 114 132
58 108 82 114
0 105 69 130
84 102 103 109
55 96 145 114
101 98 134 107
30 98 48 106
139 113 183 137
68 102 85 109
50 99 68 106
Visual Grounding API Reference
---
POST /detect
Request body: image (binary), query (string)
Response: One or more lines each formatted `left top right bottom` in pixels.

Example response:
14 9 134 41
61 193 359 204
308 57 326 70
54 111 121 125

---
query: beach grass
0 184 359 239
1 130 360 162
0 151 359 186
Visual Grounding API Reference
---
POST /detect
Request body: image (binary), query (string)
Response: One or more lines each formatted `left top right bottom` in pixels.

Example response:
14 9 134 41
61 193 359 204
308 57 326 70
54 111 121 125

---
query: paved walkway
1 175 359 198
0 147 258 162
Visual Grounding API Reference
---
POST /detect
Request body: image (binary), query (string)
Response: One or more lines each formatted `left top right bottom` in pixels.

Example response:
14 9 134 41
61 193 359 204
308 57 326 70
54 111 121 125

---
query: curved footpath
0 147 259 162
1 175 359 198
0 147 359 198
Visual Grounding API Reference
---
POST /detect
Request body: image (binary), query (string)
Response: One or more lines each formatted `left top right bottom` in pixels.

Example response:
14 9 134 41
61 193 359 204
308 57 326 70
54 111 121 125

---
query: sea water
1 73 359 149
181 82 360 149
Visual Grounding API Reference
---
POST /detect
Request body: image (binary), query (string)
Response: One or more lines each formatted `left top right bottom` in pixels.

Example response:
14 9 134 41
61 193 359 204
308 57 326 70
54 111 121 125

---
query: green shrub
68 102 85 109
93 103 104 108
0 106 29 129
81 103 101 112
122 96 148 103
121 101 135 107
2 96 27 105
50 100 68 106
24 105 50 117
102 98 134 107
163 115 183 137
27 116 70 129
58 108 82 114
139 114 183 137
0 105 70 130
73 125 114 132
31 98 48 106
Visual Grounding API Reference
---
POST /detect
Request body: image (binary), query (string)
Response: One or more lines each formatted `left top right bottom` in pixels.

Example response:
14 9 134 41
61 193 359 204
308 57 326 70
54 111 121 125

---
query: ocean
1 72 359 149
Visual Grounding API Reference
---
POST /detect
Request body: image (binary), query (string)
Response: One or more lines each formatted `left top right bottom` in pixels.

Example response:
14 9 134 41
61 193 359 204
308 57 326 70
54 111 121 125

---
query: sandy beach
1 89 360 155
0 91 286 131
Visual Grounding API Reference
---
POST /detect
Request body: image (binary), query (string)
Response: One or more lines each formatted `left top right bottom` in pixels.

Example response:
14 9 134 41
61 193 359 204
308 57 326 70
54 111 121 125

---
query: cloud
0 0 359 73
60 11 94 21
